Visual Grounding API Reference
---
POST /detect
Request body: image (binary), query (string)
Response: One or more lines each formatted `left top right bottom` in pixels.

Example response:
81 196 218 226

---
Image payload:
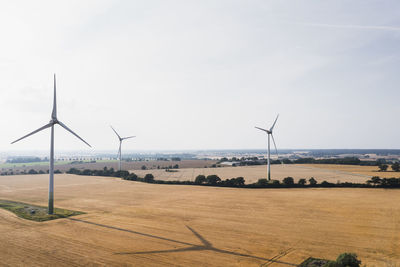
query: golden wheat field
305 164 400 178
0 174 399 266
132 164 385 184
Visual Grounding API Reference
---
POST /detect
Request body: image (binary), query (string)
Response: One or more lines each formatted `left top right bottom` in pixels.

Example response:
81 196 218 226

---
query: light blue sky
1 0 399 151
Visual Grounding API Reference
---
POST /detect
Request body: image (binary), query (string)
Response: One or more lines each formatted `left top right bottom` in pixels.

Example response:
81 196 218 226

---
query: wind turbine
11 74 91 214
255 114 279 181
110 126 135 171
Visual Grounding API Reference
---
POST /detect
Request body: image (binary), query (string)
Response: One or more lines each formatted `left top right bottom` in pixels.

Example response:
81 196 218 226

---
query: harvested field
305 164 400 178
132 164 376 184
1 159 217 173
0 174 399 266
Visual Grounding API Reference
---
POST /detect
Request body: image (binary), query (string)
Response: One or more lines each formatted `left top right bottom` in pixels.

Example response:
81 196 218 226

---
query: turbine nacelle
110 125 135 171
255 114 280 181
254 127 271 134
12 75 91 147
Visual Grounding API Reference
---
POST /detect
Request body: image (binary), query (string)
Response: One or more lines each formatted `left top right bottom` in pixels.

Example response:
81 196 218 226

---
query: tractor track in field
260 248 295 267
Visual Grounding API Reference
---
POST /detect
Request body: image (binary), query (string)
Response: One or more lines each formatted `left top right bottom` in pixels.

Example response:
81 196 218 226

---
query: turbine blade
269 114 279 132
58 121 91 147
271 134 279 158
110 125 121 140
122 136 136 140
52 74 57 119
255 126 268 132
11 123 53 144
186 225 212 247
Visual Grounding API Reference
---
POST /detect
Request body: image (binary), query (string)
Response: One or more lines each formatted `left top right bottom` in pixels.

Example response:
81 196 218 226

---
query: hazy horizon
1 1 400 151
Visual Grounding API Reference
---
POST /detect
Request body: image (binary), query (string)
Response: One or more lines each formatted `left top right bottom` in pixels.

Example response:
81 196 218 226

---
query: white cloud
1 0 400 152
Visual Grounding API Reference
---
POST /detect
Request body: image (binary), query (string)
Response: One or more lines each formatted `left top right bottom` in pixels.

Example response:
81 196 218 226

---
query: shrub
234 177 245 186
114 170 129 178
321 181 333 187
206 175 221 185
309 177 317 185
271 179 280 185
28 169 38 174
283 177 294 185
144 174 154 183
378 164 388 172
195 175 206 184
323 261 339 267
256 178 269 187
392 162 400 172
67 168 81 175
125 173 138 181
367 176 381 186
298 178 306 185
82 169 92 175
335 253 361 267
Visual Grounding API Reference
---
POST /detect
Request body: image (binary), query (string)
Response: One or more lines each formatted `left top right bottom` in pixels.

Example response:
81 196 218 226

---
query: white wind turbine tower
255 115 279 181
110 126 135 171
11 74 91 214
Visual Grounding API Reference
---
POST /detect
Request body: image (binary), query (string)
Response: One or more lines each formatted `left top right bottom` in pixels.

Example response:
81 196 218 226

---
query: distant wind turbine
110 126 135 171
11 74 91 214
255 114 279 181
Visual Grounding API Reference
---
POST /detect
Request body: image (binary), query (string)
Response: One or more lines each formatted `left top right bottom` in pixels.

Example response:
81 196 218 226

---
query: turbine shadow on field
68 218 296 266
68 218 194 246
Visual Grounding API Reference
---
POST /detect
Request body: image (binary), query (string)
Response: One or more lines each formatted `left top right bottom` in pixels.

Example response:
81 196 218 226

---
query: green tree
28 169 38 174
195 175 206 184
298 178 306 186
234 177 245 186
256 178 269 187
309 177 317 185
206 175 221 185
125 173 138 181
335 253 361 267
367 176 381 186
378 164 388 172
144 173 154 183
141 165 147 170
391 162 400 172
271 179 280 185
283 177 294 185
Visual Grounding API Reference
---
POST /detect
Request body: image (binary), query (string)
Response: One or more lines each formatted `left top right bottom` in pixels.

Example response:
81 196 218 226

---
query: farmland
132 164 396 184
0 159 217 173
0 174 399 266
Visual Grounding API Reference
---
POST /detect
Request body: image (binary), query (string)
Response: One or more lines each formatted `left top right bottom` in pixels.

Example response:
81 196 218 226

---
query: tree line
6 157 47 164
64 167 400 189
219 156 396 167
378 162 400 172
0 169 62 176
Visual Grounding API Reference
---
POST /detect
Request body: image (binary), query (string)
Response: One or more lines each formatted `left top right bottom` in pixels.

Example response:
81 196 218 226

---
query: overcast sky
1 0 399 152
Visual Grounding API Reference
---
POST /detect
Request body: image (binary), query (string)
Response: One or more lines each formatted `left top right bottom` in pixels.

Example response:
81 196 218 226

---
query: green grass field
0 199 84 222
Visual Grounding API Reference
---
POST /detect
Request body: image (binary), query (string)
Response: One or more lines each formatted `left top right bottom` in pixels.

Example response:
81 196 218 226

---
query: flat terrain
0 174 399 266
306 164 400 178
132 164 381 184
1 159 217 173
